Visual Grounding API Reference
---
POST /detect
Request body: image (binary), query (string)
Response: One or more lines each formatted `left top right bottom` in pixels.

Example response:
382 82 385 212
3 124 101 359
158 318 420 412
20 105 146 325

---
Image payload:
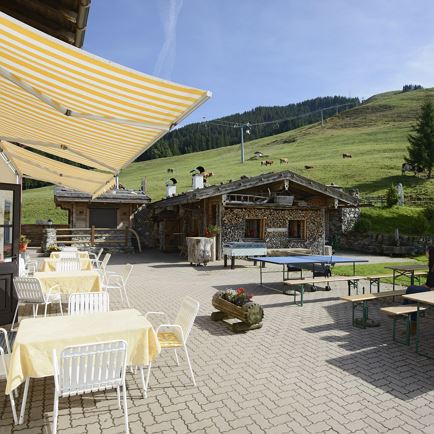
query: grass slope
22 88 434 223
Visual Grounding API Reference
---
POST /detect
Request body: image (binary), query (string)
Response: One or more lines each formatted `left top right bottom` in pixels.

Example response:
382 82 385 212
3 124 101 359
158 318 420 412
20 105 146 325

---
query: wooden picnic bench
367 274 394 293
284 275 365 306
340 290 406 328
381 305 427 345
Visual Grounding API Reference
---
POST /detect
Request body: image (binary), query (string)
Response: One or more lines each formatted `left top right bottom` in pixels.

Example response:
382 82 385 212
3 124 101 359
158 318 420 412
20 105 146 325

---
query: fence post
91 225 95 246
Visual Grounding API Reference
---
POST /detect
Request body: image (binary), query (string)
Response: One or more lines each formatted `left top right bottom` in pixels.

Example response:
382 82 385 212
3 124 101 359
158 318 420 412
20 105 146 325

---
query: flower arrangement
47 244 60 252
19 235 31 252
20 234 31 244
204 224 221 237
221 287 253 306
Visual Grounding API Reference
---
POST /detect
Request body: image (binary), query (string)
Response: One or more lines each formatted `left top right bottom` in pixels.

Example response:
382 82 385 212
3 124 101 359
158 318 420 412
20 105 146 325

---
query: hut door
89 208 117 228
0 183 20 326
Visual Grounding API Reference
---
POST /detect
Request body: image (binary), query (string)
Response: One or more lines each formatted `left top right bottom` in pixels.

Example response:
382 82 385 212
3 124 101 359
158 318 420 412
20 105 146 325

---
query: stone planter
211 291 264 332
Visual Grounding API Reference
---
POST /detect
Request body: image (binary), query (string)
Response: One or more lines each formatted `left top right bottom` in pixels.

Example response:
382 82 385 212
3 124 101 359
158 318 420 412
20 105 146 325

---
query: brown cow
279 158 289 164
342 153 352 158
261 160 274 166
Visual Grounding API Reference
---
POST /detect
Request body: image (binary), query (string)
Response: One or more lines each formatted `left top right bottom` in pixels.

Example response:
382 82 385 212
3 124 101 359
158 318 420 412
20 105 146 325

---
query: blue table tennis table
250 255 368 294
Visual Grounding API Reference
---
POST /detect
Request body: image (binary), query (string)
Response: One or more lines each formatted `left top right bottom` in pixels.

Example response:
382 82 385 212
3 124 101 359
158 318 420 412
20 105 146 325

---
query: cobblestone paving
1 251 434 433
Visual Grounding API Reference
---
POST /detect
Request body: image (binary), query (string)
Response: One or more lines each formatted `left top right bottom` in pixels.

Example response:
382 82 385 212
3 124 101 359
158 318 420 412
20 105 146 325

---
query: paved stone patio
1 250 434 433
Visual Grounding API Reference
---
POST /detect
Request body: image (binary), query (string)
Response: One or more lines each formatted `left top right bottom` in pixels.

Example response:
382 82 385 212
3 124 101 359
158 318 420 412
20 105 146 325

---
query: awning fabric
0 12 211 195
1 141 115 197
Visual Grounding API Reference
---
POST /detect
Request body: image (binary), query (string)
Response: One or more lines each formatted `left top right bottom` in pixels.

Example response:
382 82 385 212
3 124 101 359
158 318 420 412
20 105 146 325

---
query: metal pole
240 126 245 163
320 110 324 127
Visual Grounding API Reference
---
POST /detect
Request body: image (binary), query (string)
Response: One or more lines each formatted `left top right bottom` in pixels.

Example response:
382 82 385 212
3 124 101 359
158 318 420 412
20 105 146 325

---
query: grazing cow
203 171 214 179
261 160 274 166
167 168 174 174
304 165 313 170
280 158 289 164
402 162 424 176
342 153 352 158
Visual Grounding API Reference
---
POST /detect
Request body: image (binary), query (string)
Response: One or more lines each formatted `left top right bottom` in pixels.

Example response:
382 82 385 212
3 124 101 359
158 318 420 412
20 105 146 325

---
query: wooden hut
141 170 359 258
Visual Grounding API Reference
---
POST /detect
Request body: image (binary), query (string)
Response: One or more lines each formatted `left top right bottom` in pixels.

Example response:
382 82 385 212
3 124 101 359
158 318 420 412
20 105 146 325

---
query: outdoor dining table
6 309 161 424
385 264 428 290
39 258 93 272
402 291 434 356
49 251 89 260
34 270 102 295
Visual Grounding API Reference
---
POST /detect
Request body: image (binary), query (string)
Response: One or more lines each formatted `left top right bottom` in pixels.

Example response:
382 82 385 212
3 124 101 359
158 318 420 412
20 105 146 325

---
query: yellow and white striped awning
0 12 211 196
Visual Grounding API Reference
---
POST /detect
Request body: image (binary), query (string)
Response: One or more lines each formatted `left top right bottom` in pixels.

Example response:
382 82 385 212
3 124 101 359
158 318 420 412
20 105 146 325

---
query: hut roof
149 170 358 208
54 186 151 205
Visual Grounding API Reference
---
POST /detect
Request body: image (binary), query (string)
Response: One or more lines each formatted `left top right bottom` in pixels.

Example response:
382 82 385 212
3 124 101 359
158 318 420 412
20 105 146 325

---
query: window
245 219 265 239
288 220 305 239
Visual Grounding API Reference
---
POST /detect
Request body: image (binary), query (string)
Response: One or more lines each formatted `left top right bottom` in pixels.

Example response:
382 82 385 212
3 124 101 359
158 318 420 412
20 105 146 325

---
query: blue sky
85 0 434 125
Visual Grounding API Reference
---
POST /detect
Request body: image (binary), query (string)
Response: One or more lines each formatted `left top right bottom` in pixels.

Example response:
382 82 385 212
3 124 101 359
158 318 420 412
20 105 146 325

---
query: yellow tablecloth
50 251 89 260
40 258 93 272
6 309 161 394
34 271 101 294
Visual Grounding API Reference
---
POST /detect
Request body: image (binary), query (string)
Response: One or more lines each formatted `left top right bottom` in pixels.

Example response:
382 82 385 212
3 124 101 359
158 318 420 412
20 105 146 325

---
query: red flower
236 287 245 294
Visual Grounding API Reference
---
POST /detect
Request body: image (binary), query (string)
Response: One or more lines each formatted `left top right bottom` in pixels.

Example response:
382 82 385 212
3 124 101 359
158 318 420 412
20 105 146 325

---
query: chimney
166 178 177 197
192 174 204 190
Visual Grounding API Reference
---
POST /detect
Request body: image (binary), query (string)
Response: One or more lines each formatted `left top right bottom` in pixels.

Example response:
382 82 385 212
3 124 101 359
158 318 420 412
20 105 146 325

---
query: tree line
139 96 360 161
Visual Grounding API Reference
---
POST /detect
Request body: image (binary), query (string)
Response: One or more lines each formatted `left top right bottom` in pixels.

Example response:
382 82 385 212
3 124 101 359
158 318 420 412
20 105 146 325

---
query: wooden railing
55 226 142 252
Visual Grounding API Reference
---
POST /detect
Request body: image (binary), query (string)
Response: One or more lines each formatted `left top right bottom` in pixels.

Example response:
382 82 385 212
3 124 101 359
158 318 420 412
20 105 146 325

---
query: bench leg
363 301 368 329
224 255 227 268
231 257 235 270
392 316 397 342
300 285 304 307
406 314 411 346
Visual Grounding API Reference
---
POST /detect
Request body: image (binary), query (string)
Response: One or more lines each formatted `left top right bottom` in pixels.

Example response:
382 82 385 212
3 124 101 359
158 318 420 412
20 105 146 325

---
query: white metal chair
142 297 200 394
58 251 79 259
11 277 63 330
99 253 111 274
89 248 104 268
55 258 81 272
61 246 78 252
0 328 18 424
18 256 37 276
52 340 129 434
102 264 132 308
68 292 110 315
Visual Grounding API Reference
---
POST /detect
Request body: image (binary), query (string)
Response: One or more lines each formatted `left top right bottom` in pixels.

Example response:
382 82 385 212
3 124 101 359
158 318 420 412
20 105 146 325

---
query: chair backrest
53 340 127 397
174 297 200 342
96 248 104 261
18 256 26 277
59 251 79 259
61 247 78 252
68 292 110 315
100 253 111 271
56 258 81 272
121 264 133 284
13 277 45 303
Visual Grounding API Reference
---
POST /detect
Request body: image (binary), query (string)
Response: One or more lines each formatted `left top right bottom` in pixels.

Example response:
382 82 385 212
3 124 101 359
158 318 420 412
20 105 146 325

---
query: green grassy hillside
22 88 434 224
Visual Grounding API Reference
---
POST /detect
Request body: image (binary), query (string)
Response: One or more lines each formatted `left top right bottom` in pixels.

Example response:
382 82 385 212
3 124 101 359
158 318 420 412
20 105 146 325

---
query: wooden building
141 171 359 258
55 186 150 229
0 0 91 47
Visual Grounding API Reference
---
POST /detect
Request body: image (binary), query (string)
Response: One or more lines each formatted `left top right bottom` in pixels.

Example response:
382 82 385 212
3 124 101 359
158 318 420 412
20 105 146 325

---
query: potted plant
46 244 60 255
211 287 264 332
204 225 220 237
19 235 31 252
